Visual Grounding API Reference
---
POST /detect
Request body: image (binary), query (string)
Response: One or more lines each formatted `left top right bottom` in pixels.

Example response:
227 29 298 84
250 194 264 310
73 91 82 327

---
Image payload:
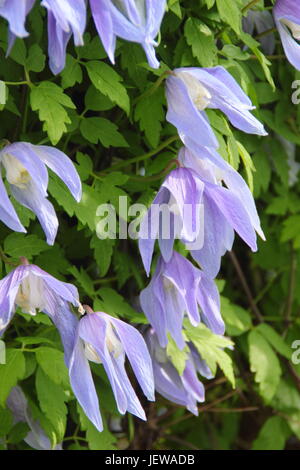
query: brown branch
228 251 264 323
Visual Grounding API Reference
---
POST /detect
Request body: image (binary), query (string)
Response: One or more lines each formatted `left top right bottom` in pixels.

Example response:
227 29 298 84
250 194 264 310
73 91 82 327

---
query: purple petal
0 0 35 37
0 266 28 334
197 273 224 335
205 183 258 252
47 11 71 75
90 0 116 63
69 330 103 432
79 313 146 420
41 0 86 46
1 142 48 194
162 168 204 243
9 180 58 245
190 192 234 278
140 271 169 348
138 186 170 275
34 145 82 202
108 315 155 401
166 74 219 149
0 174 25 233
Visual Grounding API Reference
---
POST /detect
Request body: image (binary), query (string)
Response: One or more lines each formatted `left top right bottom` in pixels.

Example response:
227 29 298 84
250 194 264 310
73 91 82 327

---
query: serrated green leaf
86 61 130 114
0 350 25 406
30 81 75 144
248 329 281 403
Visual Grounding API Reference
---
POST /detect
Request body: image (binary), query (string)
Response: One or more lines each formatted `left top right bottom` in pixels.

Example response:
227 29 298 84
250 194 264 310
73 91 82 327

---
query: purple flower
179 146 265 278
140 251 224 348
146 329 213 415
68 307 155 432
7 386 62 450
138 166 204 276
0 0 35 54
243 10 275 55
90 0 166 68
166 66 267 150
0 261 80 366
274 0 300 71
41 0 86 74
0 141 82 245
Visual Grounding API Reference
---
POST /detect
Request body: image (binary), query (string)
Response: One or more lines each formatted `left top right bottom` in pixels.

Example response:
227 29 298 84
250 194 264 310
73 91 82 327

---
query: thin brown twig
228 251 264 323
161 389 239 431
284 244 297 330
205 406 259 413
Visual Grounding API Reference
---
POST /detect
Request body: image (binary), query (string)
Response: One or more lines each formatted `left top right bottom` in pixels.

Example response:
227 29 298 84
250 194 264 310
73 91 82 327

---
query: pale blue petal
35 145 82 202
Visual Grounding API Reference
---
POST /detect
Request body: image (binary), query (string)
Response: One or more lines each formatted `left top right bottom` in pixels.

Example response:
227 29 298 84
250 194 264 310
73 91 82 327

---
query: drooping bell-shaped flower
166 66 267 150
179 146 265 278
138 166 204 276
90 0 166 68
140 251 224 348
0 0 35 53
274 0 300 70
41 0 86 74
0 260 80 366
68 307 155 432
243 10 275 55
0 141 82 245
146 329 213 415
7 386 62 450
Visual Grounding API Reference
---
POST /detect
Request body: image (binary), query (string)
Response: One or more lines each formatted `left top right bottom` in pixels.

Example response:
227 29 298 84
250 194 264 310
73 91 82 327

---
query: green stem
133 70 171 104
99 135 180 174
128 159 179 182
242 0 261 14
4 81 29 86
255 27 277 40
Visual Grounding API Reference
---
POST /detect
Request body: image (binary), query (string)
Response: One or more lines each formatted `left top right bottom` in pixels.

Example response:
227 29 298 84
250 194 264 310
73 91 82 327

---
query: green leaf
8 422 30 444
248 329 281 403
35 367 67 443
91 235 115 277
216 0 241 34
221 296 252 336
30 81 76 144
166 336 189 376
77 405 117 450
0 407 13 436
36 347 69 388
134 87 164 147
61 54 82 89
4 233 50 259
256 324 292 360
80 117 128 147
252 416 290 450
0 349 25 406
25 44 45 73
184 18 217 67
184 322 235 387
86 61 130 114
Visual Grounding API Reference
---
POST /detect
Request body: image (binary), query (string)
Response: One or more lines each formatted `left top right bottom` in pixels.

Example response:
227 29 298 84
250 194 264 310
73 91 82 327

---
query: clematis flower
0 0 35 54
146 329 213 415
138 166 204 276
0 141 82 245
0 259 80 366
166 66 267 150
140 251 224 348
243 10 275 55
274 0 300 71
7 386 62 450
41 0 86 74
68 306 155 432
179 146 265 278
90 0 166 68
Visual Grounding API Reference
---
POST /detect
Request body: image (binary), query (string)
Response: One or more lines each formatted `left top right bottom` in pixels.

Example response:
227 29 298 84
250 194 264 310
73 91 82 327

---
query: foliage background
0 0 300 450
